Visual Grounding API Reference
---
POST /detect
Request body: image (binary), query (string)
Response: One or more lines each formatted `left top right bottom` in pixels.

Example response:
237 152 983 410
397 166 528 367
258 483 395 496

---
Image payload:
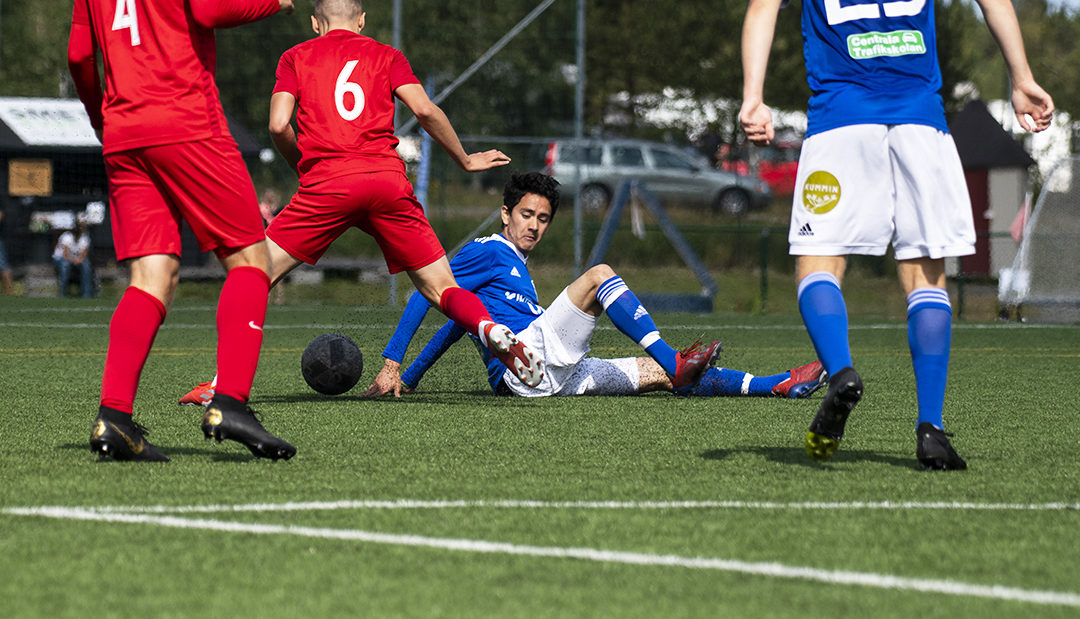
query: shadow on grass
60 441 276 463
254 391 528 407
700 445 916 470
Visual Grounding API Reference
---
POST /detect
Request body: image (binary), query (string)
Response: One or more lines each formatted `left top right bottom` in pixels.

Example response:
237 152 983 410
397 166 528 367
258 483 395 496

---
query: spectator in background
257 187 286 304
258 187 283 225
53 218 94 298
0 209 13 295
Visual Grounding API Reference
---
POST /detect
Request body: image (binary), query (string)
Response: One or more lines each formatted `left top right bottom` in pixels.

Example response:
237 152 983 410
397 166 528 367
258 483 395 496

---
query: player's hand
278 0 294 15
1012 80 1054 133
360 359 404 398
739 99 775 145
462 149 511 172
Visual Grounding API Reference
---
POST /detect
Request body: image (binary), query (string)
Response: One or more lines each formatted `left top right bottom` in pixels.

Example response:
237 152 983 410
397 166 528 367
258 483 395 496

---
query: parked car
541 138 773 215
754 140 801 196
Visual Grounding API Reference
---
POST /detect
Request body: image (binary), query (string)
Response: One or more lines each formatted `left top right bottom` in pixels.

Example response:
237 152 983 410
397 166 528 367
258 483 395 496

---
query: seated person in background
363 172 825 399
0 208 13 295
53 218 94 298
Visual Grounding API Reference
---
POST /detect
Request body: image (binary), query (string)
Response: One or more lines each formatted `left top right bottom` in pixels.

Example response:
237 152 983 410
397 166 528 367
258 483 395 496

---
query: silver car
542 138 773 215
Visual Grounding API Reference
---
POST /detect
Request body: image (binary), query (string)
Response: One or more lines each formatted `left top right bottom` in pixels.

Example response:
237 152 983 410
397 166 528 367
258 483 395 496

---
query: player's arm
739 0 784 146
394 84 511 172
399 321 468 391
361 291 435 398
975 0 1054 133
268 92 301 174
66 11 103 136
189 0 292 29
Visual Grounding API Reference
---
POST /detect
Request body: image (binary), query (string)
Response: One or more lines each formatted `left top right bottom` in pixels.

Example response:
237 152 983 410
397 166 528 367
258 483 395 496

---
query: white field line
4 506 1079 608
10 499 1079 514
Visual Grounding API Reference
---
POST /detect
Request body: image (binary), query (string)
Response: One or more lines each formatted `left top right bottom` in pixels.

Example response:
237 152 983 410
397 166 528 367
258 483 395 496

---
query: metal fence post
759 227 770 313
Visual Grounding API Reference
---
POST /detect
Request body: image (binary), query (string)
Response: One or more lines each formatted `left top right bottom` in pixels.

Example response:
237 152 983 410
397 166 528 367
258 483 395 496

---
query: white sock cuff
797 271 841 299
906 287 951 314
597 277 629 310
639 331 661 349
740 373 754 395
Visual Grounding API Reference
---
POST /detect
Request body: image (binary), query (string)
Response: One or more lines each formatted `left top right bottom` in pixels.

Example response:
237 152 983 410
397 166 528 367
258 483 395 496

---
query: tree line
1 0 1074 151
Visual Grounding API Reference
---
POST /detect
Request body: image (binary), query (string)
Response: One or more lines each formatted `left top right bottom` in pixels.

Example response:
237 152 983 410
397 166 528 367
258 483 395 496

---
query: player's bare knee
221 240 271 275
583 264 616 290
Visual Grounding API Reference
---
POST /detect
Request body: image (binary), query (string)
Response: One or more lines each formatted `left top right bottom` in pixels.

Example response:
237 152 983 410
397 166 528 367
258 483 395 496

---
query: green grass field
2 294 1079 618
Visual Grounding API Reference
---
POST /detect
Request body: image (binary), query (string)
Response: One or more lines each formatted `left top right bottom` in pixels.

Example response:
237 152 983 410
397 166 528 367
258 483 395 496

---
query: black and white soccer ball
301 333 364 395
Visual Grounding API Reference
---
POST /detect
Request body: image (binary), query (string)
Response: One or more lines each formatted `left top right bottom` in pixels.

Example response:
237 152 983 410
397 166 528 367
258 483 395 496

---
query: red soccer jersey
69 0 279 155
273 30 420 185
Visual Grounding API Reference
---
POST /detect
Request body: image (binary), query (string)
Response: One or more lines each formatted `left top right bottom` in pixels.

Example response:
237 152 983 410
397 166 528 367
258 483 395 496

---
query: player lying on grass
361 172 825 399
179 0 542 407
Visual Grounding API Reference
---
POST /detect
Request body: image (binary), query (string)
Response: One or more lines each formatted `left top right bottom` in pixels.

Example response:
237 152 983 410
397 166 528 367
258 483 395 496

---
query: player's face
501 193 553 255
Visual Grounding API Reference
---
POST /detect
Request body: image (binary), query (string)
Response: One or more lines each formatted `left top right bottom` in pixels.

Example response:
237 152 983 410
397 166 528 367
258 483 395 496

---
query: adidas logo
510 266 521 277
798 223 814 237
633 304 648 321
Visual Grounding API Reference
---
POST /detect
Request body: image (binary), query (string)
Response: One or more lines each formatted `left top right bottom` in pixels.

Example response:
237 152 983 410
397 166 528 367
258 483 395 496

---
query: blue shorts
0 238 10 271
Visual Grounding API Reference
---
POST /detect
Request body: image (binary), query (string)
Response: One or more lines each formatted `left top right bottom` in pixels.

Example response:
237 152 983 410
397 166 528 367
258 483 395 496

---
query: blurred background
1 0 1077 319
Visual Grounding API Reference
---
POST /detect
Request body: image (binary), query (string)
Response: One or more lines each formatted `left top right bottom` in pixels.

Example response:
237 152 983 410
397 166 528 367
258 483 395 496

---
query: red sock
100 287 166 414
439 286 493 337
214 266 270 402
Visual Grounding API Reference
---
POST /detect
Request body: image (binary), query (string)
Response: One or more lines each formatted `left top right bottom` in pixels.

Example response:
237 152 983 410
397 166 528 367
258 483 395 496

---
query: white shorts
501 290 640 397
789 124 975 260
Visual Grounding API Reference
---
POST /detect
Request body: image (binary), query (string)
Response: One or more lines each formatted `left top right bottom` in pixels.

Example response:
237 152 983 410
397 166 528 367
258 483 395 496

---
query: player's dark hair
313 0 363 23
503 172 560 218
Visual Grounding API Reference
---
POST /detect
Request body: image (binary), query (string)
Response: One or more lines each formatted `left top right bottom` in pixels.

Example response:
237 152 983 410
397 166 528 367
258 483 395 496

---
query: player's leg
188 239 289 403
199 239 293 460
353 170 541 387
407 257 544 388
212 240 271 405
690 361 826 398
891 124 974 470
790 125 897 460
146 138 293 459
92 253 177 462
565 264 720 391
90 151 180 462
898 257 965 467
179 203 309 406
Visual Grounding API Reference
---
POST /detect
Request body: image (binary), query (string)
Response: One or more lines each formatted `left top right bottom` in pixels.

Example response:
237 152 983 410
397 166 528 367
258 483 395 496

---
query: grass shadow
60 441 275 463
700 445 917 470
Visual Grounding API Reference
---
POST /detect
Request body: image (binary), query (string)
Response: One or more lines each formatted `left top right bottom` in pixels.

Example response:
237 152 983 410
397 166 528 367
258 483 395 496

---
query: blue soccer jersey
382 233 544 390
449 234 544 334
802 0 947 136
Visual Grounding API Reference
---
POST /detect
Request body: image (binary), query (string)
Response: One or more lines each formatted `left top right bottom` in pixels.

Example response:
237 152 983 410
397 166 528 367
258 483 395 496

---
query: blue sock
797 272 853 376
598 276 678 375
692 368 789 397
908 288 952 430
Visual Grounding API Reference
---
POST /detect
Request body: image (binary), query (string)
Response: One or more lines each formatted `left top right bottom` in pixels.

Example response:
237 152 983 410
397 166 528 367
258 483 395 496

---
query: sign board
0 97 100 148
8 158 53 196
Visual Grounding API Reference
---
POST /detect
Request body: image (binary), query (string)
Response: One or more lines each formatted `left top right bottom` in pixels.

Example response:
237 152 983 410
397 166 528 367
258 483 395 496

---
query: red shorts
105 137 265 261
267 170 445 274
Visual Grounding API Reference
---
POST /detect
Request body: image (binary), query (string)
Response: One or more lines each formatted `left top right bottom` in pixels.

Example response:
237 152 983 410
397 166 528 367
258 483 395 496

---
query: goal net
998 156 1080 322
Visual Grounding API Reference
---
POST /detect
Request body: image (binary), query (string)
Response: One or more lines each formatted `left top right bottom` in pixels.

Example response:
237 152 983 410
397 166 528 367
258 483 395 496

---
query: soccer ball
301 333 364 395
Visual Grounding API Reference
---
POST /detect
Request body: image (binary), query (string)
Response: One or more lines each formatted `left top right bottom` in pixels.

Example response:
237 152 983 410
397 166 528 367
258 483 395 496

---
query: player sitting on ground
180 0 541 406
362 172 825 399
